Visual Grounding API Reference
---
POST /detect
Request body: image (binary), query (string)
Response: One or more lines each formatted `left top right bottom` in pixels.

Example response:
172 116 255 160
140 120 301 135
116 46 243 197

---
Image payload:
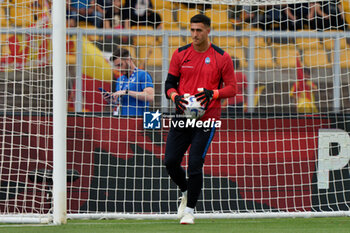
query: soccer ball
183 95 205 120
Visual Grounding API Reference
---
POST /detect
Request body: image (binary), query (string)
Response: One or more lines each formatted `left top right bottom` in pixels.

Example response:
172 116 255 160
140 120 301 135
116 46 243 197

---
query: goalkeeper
164 14 237 224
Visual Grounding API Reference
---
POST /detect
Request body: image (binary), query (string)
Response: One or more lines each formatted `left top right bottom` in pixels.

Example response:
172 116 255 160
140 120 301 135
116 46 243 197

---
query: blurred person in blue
104 47 154 116
67 0 104 28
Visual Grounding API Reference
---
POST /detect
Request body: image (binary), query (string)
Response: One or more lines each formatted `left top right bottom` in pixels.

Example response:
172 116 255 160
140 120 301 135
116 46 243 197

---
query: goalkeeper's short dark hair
190 14 211 27
110 47 131 62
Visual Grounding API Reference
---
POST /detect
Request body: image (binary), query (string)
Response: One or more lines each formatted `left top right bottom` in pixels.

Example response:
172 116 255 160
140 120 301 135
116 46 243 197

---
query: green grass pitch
1 217 350 233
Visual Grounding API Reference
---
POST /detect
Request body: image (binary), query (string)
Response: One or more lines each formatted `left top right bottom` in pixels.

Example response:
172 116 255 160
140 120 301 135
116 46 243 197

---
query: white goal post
1 0 350 224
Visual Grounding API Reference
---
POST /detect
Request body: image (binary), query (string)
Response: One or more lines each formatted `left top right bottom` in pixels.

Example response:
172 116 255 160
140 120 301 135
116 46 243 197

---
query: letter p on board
318 129 350 189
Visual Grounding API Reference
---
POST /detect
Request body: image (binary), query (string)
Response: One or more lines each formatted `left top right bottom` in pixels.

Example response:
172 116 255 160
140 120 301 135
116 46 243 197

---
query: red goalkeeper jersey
168 43 237 120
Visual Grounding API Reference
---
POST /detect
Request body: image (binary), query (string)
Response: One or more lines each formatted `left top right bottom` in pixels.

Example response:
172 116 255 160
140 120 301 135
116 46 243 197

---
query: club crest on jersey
205 57 210 64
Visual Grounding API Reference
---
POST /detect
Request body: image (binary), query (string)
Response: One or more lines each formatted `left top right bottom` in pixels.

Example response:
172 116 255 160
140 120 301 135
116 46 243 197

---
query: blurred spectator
241 5 264 28
262 5 284 30
96 0 113 28
66 0 104 28
103 0 129 46
281 3 316 31
104 0 128 29
314 0 347 31
123 0 162 29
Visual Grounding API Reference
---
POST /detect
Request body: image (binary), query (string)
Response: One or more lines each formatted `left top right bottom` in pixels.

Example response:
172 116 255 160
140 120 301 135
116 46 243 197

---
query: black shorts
164 120 216 176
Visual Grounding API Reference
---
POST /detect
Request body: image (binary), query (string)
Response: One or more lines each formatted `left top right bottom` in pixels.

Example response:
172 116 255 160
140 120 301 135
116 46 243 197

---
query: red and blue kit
166 43 237 120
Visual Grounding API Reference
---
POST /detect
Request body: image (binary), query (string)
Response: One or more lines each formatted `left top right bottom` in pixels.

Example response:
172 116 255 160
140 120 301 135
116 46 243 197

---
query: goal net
1 0 350 223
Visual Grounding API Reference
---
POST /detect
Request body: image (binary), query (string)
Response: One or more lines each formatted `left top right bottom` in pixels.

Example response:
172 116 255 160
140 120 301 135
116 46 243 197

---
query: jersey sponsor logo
183 59 191 63
205 57 210 64
181 66 194 68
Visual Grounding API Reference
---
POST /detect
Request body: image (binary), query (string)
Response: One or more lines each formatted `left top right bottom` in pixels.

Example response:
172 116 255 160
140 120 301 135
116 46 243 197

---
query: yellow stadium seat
0 34 10 57
303 49 331 67
157 31 184 46
0 7 9 27
254 48 275 68
169 47 178 60
178 8 200 29
322 30 348 50
323 37 348 50
132 26 159 47
184 36 193 44
204 9 233 30
10 0 35 6
9 6 35 27
241 27 267 48
158 9 180 31
139 47 163 67
66 54 76 65
331 48 350 68
212 4 228 10
78 22 100 42
275 47 300 68
271 43 295 50
225 47 247 68
341 0 350 26
151 0 177 10
296 30 323 50
168 35 186 47
212 36 241 48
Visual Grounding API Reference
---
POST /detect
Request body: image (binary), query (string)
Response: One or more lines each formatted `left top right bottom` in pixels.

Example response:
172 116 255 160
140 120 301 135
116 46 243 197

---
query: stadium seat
169 47 178 60
10 0 35 6
0 34 10 57
295 30 323 50
204 9 233 31
158 9 180 31
212 36 241 48
323 37 348 51
66 54 76 65
9 6 35 27
275 47 300 68
254 48 275 68
168 37 187 59
211 4 228 10
271 43 295 49
168 35 186 47
341 0 350 26
302 49 331 68
78 22 100 42
177 8 200 29
241 27 267 48
139 46 163 67
156 29 185 47
0 7 9 27
331 48 350 68
225 47 247 68
151 0 177 10
132 26 160 47
322 30 348 50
